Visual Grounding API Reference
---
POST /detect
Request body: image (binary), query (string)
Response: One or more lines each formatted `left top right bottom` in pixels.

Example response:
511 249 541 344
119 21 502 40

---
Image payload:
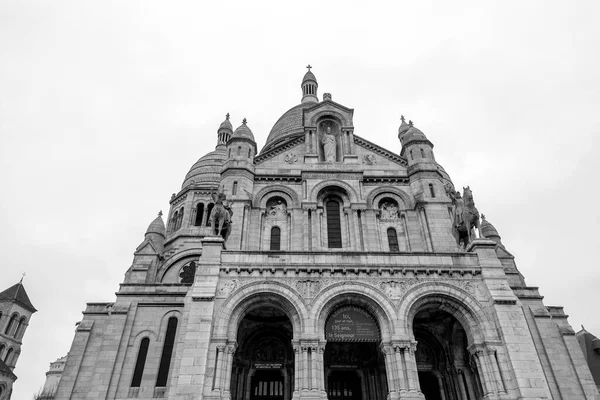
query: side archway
310 180 359 205
212 281 309 341
366 186 414 210
253 185 301 208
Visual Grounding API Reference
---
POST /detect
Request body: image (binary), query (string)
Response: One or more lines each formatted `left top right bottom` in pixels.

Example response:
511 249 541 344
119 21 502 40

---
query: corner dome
231 119 255 141
146 212 166 238
219 116 233 132
181 147 226 189
261 103 313 153
403 123 428 143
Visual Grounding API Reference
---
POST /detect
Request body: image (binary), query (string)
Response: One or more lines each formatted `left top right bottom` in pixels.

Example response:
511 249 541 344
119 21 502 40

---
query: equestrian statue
209 187 233 248
445 184 482 249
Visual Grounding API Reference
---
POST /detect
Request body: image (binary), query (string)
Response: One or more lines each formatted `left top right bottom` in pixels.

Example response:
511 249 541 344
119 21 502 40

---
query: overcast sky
1 1 599 398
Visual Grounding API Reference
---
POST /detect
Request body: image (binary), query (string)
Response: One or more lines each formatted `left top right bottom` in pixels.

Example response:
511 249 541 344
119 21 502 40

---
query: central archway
324 306 387 400
231 307 294 400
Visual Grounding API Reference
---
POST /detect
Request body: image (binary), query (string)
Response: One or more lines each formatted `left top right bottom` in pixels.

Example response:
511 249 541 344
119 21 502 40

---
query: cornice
354 135 407 166
255 136 305 165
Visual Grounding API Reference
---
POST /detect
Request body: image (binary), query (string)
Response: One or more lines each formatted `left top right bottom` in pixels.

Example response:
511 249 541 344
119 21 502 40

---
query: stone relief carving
380 279 486 300
379 202 399 220
295 280 322 298
217 279 238 296
267 201 287 219
363 154 376 165
321 126 337 162
284 153 298 164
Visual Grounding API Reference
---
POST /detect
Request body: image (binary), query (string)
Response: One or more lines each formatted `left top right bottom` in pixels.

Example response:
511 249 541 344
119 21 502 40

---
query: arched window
228 148 231 158
176 207 184 230
206 203 214 226
326 198 342 248
194 203 204 226
429 183 435 198
387 228 399 252
237 146 241 156
4 348 13 365
270 227 281 250
248 148 252 158
410 150 413 160
0 344 5 358
156 317 178 387
420 148 425 158
4 314 17 335
131 337 150 387
170 211 178 233
14 317 26 339
232 181 238 196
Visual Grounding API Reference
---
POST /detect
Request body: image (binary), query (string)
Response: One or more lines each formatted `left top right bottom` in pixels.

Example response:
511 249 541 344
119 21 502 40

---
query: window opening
156 317 178 387
429 183 435 198
194 203 204 226
387 228 399 252
270 227 281 250
206 203 214 226
131 337 150 387
232 182 238 196
326 199 342 248
420 148 425 158
4 348 13 364
4 315 16 335
237 146 241 156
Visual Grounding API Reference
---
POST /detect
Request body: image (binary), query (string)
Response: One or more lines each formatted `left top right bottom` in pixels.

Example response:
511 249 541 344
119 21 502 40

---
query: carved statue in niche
380 201 399 219
266 197 287 220
321 125 337 162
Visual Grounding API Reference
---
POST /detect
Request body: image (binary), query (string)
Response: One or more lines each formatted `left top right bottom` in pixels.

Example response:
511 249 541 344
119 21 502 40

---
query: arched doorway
324 306 388 400
413 308 482 400
230 307 294 400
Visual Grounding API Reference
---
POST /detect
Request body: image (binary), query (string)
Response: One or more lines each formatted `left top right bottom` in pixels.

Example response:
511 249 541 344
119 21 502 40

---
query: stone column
404 342 423 396
472 349 493 397
456 369 469 400
302 209 309 250
317 343 326 391
380 343 398 399
222 343 237 397
302 345 309 390
434 372 447 400
293 344 301 395
214 345 225 391
487 347 506 394
393 344 407 392
310 346 318 390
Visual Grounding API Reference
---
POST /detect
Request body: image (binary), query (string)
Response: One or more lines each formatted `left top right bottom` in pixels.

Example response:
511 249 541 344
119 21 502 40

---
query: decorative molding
362 154 376 165
354 136 407 166
217 280 238 297
254 136 305 164
192 296 215 301
284 153 298 164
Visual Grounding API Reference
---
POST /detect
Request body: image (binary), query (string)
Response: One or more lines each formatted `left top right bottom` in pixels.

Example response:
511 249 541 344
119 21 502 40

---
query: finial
582 325 586 331
20 272 26 284
242 118 247 125
481 214 486 220
306 64 312 71
225 113 230 120
409 120 413 127
401 115 405 122
158 210 163 217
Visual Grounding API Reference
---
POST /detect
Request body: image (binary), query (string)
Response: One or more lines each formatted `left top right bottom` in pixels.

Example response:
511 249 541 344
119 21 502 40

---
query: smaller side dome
219 113 233 132
403 120 428 142
146 211 166 238
302 69 317 84
231 118 256 142
301 65 318 104
398 115 410 139
480 214 502 244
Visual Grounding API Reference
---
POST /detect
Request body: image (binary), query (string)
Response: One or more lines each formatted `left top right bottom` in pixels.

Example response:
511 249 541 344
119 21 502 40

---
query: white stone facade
55 69 599 400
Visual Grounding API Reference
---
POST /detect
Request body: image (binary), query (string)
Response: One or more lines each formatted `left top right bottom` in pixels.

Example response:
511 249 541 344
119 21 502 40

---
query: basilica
54 68 599 400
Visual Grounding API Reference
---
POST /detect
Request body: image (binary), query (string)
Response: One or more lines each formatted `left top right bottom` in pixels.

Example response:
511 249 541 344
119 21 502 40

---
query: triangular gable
0 282 36 312
254 135 305 165
354 134 407 167
134 239 158 255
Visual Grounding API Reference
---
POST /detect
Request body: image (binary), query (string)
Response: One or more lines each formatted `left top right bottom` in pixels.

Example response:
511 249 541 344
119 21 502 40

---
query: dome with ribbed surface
181 147 226 189
403 125 428 143
231 119 255 141
302 70 317 84
261 103 313 153
146 212 166 238
219 117 233 132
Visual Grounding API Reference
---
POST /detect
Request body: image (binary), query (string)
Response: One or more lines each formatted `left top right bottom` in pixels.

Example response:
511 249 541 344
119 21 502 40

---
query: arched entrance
413 308 482 400
230 307 294 400
324 306 388 400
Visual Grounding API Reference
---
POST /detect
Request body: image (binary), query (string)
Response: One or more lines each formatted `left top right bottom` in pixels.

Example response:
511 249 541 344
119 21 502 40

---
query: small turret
301 65 318 104
145 211 166 252
398 117 435 166
480 214 502 245
217 113 233 147
226 118 257 162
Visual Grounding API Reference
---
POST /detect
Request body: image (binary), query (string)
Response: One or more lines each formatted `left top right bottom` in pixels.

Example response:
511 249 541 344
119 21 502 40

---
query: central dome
260 102 313 154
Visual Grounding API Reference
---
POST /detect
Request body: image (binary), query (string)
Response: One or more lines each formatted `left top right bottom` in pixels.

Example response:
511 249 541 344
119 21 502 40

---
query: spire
301 65 318 104
398 115 410 139
217 113 234 146
0 281 37 312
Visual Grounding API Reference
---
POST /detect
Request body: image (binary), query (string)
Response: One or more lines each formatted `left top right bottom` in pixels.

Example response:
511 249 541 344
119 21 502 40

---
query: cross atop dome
306 64 312 71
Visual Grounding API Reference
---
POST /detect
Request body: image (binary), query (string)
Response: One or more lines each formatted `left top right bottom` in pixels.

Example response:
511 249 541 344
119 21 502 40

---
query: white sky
1 1 599 397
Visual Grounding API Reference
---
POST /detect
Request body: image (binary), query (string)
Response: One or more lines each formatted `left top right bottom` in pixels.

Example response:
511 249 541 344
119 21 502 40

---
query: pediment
354 135 408 168
303 100 354 128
